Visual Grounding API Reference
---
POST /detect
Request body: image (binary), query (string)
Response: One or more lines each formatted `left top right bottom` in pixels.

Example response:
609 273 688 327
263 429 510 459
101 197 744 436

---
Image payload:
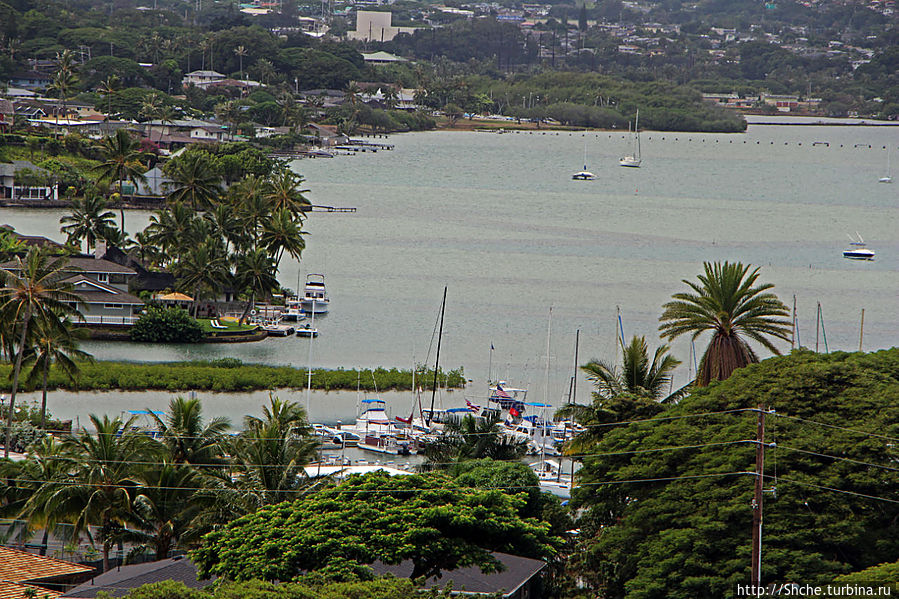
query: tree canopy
192 471 561 581
569 348 899 598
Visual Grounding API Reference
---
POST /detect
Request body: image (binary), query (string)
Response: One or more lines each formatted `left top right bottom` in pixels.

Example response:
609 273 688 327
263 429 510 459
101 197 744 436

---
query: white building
347 11 416 43
181 70 226 89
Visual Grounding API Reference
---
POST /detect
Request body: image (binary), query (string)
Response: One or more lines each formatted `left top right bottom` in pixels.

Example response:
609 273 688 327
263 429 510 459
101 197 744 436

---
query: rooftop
0 547 94 584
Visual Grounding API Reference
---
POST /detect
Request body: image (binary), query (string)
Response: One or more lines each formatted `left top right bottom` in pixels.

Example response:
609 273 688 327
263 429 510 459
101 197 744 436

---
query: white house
181 70 226 89
0 161 59 201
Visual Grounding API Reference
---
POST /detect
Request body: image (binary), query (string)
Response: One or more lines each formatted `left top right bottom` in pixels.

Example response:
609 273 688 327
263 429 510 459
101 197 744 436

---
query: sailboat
619 110 642 168
572 136 596 180
879 145 892 183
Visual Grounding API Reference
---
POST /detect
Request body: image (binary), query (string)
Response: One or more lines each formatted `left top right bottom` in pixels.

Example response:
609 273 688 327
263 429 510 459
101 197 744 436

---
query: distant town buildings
347 11 416 43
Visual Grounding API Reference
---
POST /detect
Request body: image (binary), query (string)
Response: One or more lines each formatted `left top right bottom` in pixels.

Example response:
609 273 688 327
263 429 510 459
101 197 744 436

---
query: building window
97 273 109 283
104 303 123 309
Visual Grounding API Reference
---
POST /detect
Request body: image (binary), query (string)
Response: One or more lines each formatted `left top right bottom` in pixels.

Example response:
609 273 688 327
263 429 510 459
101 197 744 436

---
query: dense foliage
192 471 561 581
569 349 899 598
130 306 204 343
0 360 466 392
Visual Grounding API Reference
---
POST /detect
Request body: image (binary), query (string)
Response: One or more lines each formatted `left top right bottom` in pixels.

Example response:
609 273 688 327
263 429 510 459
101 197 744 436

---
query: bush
130 306 204 343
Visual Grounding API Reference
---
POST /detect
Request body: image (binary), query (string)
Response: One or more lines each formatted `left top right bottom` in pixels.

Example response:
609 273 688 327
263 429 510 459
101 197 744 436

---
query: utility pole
751 405 766 588
859 308 865 352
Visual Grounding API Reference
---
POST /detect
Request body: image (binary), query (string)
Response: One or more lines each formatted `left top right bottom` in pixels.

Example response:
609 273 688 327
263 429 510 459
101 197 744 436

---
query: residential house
761 93 800 112
5 70 52 90
0 243 145 325
0 546 95 598
61 556 214 598
181 70 226 89
0 98 13 132
0 160 59 201
0 224 67 250
133 166 174 197
95 243 176 297
361 51 409 64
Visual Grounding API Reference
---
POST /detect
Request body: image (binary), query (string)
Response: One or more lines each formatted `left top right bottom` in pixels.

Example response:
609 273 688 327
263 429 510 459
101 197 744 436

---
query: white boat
281 299 305 322
295 322 319 337
879 145 892 183
262 322 294 336
311 424 361 448
843 233 875 261
300 273 330 314
619 110 642 168
572 136 595 180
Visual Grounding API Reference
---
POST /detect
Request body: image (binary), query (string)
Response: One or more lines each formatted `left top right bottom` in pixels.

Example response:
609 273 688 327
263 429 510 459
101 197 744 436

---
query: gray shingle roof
61 557 214 598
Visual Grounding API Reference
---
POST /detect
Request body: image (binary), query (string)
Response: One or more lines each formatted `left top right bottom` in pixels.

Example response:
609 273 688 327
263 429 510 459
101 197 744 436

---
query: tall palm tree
173 238 229 317
149 396 231 467
0 436 73 555
0 248 81 459
91 129 147 231
49 414 162 571
259 208 306 271
146 203 201 266
23 316 92 430
47 50 78 138
164 151 221 211
59 194 117 252
233 396 318 507
204 204 245 253
233 248 278 324
97 75 120 137
233 45 247 79
659 261 791 386
264 170 311 218
139 92 163 143
230 175 270 250
580 335 682 402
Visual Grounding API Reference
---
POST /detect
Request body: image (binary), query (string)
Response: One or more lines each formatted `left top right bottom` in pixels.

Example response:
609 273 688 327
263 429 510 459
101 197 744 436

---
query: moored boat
300 274 330 314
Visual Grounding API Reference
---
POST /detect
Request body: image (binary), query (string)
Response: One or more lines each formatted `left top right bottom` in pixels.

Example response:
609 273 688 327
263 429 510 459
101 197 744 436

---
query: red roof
0 547 94 583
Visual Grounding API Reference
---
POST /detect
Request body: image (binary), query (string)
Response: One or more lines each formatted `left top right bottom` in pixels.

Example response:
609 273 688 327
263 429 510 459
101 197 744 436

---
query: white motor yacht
843 234 875 261
300 273 330 314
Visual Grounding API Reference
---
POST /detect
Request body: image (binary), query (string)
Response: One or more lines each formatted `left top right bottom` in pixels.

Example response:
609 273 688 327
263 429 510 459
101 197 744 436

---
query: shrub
130 306 204 343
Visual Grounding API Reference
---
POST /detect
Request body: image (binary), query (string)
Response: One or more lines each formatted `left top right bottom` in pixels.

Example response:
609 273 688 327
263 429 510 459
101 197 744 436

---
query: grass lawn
198 319 258 333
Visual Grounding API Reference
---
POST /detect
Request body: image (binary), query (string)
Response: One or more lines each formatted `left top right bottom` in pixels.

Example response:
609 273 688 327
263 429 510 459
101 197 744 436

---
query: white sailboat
619 110 642 168
879 145 892 183
572 136 595 180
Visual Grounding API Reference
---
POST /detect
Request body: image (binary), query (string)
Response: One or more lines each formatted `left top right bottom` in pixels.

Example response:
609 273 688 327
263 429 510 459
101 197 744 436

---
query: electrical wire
772 413 899 443
775 444 899 473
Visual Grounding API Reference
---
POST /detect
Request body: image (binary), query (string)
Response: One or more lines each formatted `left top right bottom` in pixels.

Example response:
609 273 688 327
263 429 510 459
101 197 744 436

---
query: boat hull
843 251 875 261
619 157 641 167
300 299 329 314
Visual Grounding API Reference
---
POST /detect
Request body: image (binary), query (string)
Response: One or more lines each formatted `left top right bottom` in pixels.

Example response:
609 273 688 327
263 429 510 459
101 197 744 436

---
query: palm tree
145 203 200 265
420 414 528 470
23 317 92 430
204 204 245 253
659 261 791 386
149 396 231 467
214 100 242 141
0 436 73 555
232 396 319 507
59 194 117 252
0 248 81 459
97 75 120 137
139 92 163 143
233 45 247 79
164 151 221 211
264 170 311 217
580 336 682 402
173 238 229 317
91 130 147 231
230 175 270 249
260 209 306 272
47 50 78 138
234 248 278 324
49 414 162 571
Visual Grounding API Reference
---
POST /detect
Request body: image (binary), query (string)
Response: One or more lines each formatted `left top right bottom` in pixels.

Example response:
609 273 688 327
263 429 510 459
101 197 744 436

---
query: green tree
130 305 203 343
149 396 231 467
421 414 529 469
259 208 306 272
264 169 311 217
163 150 221 211
173 239 229 317
192 471 560 581
234 248 278 324
580 335 683 402
659 261 791 386
91 129 147 230
47 49 79 138
23 317 91 430
59 193 117 252
145 203 200 265
569 349 899 598
0 248 80 459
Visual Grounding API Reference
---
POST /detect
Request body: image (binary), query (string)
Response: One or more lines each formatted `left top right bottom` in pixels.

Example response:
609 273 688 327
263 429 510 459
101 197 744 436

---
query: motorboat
262 322 294 336
358 433 416 456
312 423 360 448
300 273 330 314
296 322 319 337
281 299 305 322
843 233 875 261
619 109 642 168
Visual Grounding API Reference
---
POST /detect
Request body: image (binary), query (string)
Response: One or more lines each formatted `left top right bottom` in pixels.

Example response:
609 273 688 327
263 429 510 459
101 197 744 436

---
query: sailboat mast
427 286 447 426
635 109 641 159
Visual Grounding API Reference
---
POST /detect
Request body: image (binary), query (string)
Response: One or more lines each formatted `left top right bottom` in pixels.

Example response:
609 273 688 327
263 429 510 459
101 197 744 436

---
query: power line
772 475 899 505
773 413 899 443
776 445 899 473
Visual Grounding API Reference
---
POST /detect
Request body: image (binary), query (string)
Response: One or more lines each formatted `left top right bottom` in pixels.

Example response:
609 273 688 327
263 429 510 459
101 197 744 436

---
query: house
0 546 95 598
0 243 145 325
0 160 59 201
5 70 52 90
361 51 408 64
61 556 214 598
347 11 417 43
181 70 226 89
761 93 800 112
0 224 67 250
370 551 547 598
134 166 174 197
0 98 14 132
95 243 176 296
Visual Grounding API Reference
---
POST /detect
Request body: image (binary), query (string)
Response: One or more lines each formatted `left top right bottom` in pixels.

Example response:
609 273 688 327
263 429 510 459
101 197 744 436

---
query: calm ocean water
2 123 897 422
